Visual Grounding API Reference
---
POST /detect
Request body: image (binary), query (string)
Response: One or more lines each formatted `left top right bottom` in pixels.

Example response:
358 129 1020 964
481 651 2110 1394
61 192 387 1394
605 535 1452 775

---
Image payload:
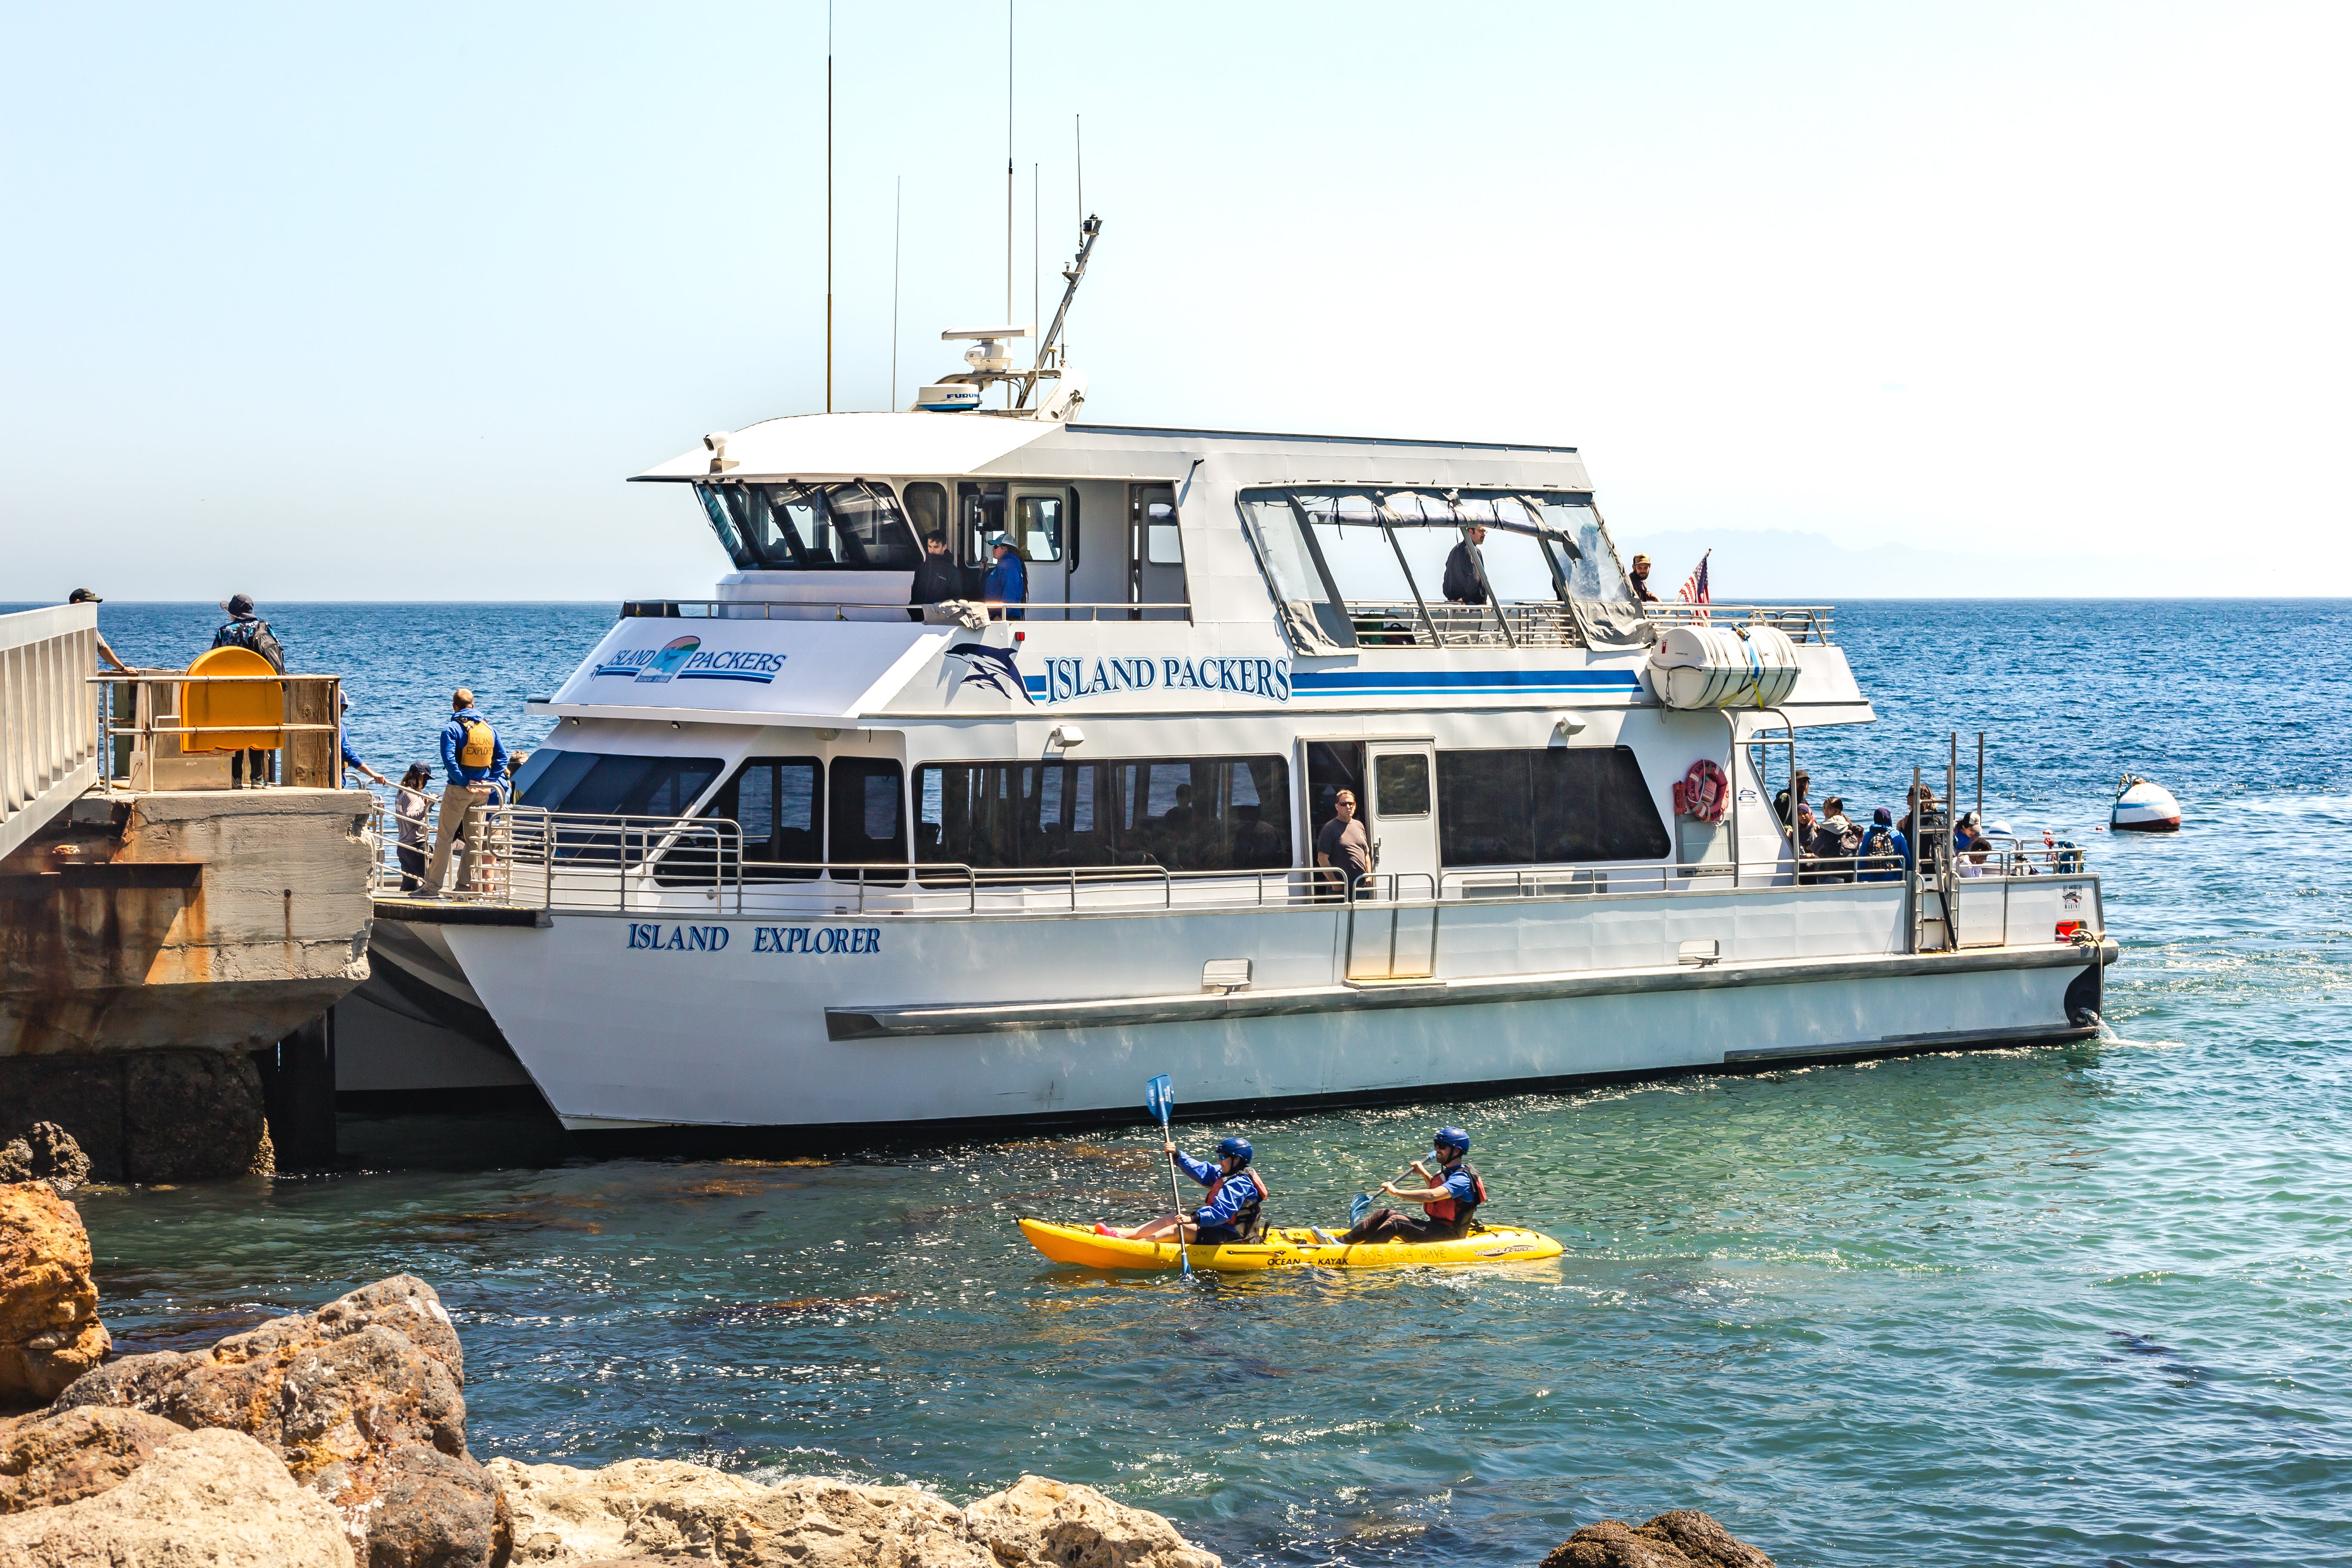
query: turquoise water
49 600 2352 1565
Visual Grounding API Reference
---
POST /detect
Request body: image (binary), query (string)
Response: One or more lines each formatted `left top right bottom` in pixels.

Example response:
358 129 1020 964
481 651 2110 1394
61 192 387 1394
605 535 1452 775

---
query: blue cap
1874 807 1893 825
1217 1135 1253 1164
1433 1127 1469 1155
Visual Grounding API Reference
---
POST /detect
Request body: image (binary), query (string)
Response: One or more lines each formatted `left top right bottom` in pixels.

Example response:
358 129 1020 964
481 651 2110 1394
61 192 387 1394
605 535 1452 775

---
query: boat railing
1644 603 1837 642
1342 601 1583 649
620 599 1195 623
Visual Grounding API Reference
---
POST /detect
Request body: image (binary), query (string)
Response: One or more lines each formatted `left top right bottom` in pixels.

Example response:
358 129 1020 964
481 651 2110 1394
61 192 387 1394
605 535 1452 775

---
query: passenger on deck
1803 799 1859 884
392 764 433 891
1900 786 1945 874
211 594 285 671
908 533 959 620
1856 808 1907 883
1773 770 1813 841
1341 1127 1485 1243
1315 788 1372 899
1442 526 1491 605
1102 1136 1267 1244
68 590 132 675
420 689 506 897
1958 840 1994 877
983 534 1027 622
1628 554 1660 603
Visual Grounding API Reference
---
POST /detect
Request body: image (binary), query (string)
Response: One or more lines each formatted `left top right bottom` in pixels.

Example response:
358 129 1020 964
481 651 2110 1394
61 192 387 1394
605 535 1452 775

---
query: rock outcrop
55 1274 510 1566
1540 1510 1778 1568
0 1128 89 1195
0 1185 109 1408
0 1404 187 1512
0 1424 355 1567
492 1457 1222 1568
0 1051 272 1182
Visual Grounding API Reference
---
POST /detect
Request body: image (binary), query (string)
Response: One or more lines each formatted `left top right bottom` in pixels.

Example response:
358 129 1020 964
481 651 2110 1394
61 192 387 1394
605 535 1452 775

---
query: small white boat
2111 775 2181 833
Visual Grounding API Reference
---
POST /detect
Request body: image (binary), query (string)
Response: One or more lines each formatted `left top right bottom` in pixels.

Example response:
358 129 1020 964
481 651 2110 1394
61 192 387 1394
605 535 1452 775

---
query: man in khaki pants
420 689 506 896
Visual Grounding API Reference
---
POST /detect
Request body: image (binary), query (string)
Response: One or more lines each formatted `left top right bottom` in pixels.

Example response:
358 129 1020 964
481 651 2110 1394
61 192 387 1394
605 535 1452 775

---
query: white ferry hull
434 888 2113 1139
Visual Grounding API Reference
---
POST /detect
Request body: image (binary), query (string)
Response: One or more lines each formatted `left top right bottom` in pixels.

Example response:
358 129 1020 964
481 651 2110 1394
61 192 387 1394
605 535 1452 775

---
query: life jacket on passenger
213 618 285 674
1203 1167 1269 1242
1422 1160 1486 1231
457 714 497 771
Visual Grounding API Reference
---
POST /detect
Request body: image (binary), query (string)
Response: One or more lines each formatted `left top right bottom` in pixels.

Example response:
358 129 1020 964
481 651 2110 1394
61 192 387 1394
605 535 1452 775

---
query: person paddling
1100 1136 1268 1245
1341 1127 1485 1243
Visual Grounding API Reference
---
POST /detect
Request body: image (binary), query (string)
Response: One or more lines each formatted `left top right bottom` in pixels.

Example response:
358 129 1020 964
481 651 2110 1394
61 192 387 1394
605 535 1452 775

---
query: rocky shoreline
0 1162 1782 1566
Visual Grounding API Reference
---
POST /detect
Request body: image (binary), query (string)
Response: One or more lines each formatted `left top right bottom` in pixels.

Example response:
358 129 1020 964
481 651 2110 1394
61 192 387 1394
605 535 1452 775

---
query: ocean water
44 599 2352 1566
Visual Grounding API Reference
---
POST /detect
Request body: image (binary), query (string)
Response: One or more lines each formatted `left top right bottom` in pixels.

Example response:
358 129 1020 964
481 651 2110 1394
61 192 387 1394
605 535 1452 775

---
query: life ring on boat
1676 759 1730 824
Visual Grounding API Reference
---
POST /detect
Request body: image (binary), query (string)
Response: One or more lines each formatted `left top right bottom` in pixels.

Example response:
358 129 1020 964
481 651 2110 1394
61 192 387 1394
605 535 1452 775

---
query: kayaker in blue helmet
1100 1135 1269 1245
1341 1126 1485 1243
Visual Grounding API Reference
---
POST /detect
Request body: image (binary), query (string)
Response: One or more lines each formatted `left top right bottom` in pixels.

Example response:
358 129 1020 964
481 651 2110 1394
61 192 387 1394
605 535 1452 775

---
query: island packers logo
592 635 786 686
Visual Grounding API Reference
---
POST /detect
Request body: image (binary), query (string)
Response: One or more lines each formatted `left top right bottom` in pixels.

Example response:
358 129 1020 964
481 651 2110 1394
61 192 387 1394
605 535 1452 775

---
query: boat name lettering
627 922 731 952
1042 655 1290 704
752 926 883 955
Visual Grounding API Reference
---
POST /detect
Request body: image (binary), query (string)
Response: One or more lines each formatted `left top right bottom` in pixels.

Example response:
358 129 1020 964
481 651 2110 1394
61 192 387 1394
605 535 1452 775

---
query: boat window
903 482 949 551
1145 495 1182 564
686 482 922 570
1299 494 1415 604
1436 747 1670 866
1016 493 1066 563
519 751 724 819
1375 754 1430 817
915 755 1291 874
828 758 906 868
1237 495 1355 651
690 757 824 880
1538 499 1635 605
959 483 1007 565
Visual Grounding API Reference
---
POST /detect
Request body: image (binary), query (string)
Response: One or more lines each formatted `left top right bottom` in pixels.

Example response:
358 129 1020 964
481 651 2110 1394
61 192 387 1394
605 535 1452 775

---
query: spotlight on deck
1048 724 1086 751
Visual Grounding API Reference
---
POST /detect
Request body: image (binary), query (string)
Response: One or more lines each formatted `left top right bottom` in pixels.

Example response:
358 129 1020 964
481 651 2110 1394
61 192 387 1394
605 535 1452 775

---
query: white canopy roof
632 411 1061 483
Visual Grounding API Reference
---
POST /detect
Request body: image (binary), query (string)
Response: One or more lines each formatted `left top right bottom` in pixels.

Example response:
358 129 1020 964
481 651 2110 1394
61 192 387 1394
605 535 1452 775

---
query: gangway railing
88 673 345 792
0 604 102 861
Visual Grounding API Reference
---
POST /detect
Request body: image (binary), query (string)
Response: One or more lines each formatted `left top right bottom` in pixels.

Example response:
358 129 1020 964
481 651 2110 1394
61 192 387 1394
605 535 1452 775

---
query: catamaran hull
437 893 2115 1142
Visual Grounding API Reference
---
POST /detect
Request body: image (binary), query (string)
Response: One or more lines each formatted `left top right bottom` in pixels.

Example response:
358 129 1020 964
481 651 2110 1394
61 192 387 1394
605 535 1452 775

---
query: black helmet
1433 1127 1470 1156
1216 1136 1253 1165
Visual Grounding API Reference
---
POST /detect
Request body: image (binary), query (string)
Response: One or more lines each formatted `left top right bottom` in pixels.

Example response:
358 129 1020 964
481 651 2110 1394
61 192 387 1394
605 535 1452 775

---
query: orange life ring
1678 759 1729 824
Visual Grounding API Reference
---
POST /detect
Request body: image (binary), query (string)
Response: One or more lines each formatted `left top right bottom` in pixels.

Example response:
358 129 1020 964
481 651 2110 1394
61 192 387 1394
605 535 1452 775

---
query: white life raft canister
2111 774 2181 833
1645 625 1801 710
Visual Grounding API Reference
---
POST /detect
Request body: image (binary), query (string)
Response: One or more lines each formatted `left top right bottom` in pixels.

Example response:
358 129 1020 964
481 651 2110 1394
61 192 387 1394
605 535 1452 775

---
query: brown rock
1540 1510 1776 1568
965 1473 1223 1567
0 1127 89 1194
55 1274 500 1565
0 1404 187 1512
121 1048 270 1183
490 1456 1220 1568
0 1184 109 1407
0 1424 355 1567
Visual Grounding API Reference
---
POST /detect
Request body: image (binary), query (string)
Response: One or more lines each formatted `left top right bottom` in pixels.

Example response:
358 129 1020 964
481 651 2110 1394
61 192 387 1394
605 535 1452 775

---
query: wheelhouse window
1436 747 1669 866
1015 492 1069 564
828 758 907 867
695 757 824 879
690 482 922 571
916 755 1291 874
518 751 723 818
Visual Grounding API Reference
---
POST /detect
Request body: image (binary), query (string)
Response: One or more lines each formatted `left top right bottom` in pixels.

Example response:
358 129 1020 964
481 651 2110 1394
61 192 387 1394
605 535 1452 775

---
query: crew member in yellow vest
420 689 507 897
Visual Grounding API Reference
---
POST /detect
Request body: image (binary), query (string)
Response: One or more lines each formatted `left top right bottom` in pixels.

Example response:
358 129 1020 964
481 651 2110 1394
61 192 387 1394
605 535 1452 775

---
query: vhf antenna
824 0 834 413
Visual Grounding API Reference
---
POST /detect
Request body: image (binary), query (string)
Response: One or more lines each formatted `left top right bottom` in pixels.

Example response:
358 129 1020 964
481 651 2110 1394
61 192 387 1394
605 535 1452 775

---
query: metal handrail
622 599 1195 621
1643 603 1837 643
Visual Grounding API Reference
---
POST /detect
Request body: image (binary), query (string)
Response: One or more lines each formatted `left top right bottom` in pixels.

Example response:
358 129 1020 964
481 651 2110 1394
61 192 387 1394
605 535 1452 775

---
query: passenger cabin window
697 757 823 879
1375 754 1430 816
916 756 1291 874
689 482 922 571
1015 492 1069 564
828 758 907 868
1436 747 1669 866
517 750 725 869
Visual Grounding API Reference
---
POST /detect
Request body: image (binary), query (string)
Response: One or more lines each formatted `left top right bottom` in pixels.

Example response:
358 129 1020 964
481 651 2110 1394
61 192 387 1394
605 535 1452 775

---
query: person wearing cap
982 534 1026 622
211 594 285 672
67 590 132 675
1628 554 1660 603
1341 1127 1486 1243
1856 806 1907 883
420 688 506 896
1101 1134 1268 1244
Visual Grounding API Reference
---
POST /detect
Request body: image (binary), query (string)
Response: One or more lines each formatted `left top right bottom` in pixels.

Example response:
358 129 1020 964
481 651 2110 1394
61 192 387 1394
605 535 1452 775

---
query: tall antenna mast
1004 0 1014 326
825 0 834 413
1072 115 1082 363
891 175 902 411
1032 162 1039 338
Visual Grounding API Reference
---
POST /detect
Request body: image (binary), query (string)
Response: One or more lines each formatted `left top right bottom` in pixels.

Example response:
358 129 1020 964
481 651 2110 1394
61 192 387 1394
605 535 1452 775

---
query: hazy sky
6 3 2346 600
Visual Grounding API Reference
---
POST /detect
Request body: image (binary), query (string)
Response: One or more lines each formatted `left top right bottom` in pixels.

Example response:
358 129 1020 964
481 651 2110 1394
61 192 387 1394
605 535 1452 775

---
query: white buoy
2111 774 2181 833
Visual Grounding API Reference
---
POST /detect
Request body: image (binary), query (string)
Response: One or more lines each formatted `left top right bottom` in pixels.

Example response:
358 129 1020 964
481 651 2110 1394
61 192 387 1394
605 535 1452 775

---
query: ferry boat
353 220 2116 1142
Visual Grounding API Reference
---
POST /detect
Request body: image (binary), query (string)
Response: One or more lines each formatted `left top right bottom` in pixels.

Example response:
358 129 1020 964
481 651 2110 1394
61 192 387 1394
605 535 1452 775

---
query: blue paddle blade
1349 1192 1374 1226
1145 1074 1174 1121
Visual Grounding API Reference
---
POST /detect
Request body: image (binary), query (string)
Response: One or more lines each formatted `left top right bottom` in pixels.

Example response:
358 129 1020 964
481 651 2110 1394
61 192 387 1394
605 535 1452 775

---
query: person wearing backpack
420 689 506 896
1856 807 1908 884
209 594 287 782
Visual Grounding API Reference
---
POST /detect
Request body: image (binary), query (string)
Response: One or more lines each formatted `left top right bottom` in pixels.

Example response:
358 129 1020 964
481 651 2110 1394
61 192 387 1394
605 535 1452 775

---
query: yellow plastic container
180 645 282 753
1017 1217 1563 1273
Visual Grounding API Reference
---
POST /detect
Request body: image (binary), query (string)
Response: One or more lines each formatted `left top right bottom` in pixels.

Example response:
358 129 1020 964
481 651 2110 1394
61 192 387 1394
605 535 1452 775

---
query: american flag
1678 551 1711 619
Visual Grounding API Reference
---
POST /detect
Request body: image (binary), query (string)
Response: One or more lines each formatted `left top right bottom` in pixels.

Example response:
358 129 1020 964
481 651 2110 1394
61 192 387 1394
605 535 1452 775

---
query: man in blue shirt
1102 1136 1267 1244
420 688 506 896
1342 1127 1485 1243
982 534 1026 622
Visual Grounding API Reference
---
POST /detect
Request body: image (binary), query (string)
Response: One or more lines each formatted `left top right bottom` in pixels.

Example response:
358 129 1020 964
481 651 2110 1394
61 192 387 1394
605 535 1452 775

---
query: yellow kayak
1018 1217 1563 1272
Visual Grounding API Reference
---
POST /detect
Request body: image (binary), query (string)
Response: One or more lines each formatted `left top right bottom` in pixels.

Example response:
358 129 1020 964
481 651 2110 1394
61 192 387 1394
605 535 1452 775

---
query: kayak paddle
1145 1073 1190 1277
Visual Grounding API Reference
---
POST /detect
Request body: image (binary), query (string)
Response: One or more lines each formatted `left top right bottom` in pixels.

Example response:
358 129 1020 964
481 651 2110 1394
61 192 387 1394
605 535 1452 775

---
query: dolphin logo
944 642 1033 704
